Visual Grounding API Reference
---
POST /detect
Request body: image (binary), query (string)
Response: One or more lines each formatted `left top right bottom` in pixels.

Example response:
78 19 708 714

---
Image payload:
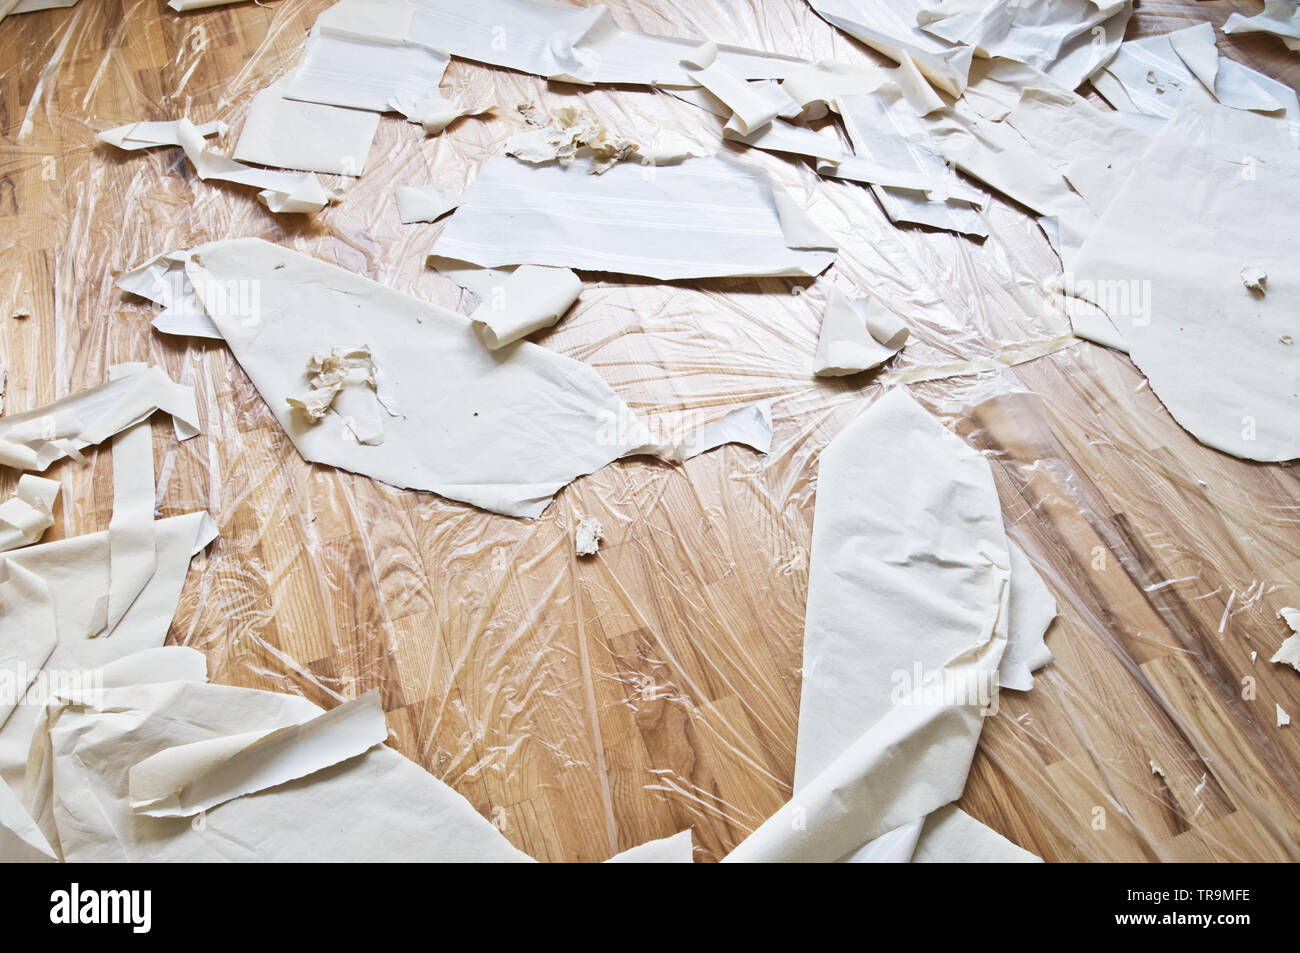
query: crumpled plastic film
0 0 1296 862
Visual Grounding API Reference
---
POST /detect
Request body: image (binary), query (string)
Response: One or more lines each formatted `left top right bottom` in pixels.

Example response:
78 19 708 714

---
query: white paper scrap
234 80 380 176
433 155 836 281
284 31 450 113
813 287 908 377
470 265 582 349
0 475 60 552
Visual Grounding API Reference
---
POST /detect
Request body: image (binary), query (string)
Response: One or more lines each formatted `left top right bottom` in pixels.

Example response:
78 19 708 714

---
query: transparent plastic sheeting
0 0 1297 862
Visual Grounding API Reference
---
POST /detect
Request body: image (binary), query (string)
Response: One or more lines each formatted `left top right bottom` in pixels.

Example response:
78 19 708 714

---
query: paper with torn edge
470 265 581 349
0 476 59 552
0 511 216 797
316 0 413 43
659 403 773 463
0 364 199 471
0 774 56 862
117 249 221 339
604 829 694 863
432 155 836 281
395 184 459 223
168 0 257 9
724 389 1014 862
405 0 805 88
234 79 380 176
391 91 493 136
1224 1 1300 52
130 690 387 817
100 118 333 214
285 345 392 447
1066 90 1300 462
32 674 533 863
831 90 988 238
805 0 974 96
1272 608 1300 674
5 0 78 16
1092 24 1300 139
184 238 655 518
813 287 908 377
681 42 801 135
284 31 450 113
909 804 1042 863
1001 541 1057 692
917 0 1131 90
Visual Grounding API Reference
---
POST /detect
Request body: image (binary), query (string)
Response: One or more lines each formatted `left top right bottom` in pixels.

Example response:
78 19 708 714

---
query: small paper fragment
1278 704 1291 728
813 287 908 377
575 518 604 556
286 346 386 445
0 475 61 551
1271 607 1300 674
470 265 582 349
391 91 493 135
1241 265 1267 293
395 184 460 224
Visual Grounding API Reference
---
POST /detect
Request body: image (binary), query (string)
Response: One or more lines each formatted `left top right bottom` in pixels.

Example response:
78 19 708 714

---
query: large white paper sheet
725 389 1019 862
432 156 836 280
183 238 656 518
1066 90 1300 462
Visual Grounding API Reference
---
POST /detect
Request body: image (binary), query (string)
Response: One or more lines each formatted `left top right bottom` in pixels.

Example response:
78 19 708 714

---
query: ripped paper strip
813 287 908 376
725 389 1044 863
432 155 836 280
658 403 773 463
183 238 655 518
99 118 333 214
1066 91 1300 462
0 364 199 472
0 476 60 552
117 249 220 339
470 265 582 349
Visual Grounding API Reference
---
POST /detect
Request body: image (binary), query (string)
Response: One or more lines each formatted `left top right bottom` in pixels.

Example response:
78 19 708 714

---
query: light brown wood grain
0 0 1297 862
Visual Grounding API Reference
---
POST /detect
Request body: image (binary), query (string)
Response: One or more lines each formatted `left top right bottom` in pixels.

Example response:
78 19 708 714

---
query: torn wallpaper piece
395 184 460 223
1066 91 1300 462
604 829 694 863
1272 608 1300 674
392 91 493 135
1224 1 1300 52
725 389 1020 862
184 238 655 518
0 511 216 796
33 674 535 862
283 31 450 113
470 265 582 349
100 118 332 214
910 804 1043 862
118 250 221 339
285 346 390 447
234 80 380 176
574 517 604 556
1001 542 1057 692
3 0 78 17
129 690 387 818
1092 24 1300 138
432 156 836 280
0 475 60 552
682 42 801 135
832 90 988 237
813 286 908 376
0 774 55 863
658 403 773 462
0 364 199 471
917 0 1132 90
168 0 257 9
29 652 692 862
805 0 976 96
405 0 805 87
